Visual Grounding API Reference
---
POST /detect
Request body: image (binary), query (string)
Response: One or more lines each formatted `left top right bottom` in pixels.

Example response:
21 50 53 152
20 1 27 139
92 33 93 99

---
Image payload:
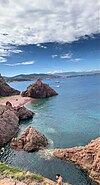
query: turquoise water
0 76 100 185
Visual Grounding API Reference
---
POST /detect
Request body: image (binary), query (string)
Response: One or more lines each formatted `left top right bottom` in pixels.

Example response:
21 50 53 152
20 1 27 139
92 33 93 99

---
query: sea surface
0 76 100 185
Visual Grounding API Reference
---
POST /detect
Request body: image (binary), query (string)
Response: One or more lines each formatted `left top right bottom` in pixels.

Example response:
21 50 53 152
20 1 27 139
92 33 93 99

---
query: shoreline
0 95 36 107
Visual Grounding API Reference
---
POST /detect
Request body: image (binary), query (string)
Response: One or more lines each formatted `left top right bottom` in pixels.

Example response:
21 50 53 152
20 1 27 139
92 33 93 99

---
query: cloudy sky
0 0 100 76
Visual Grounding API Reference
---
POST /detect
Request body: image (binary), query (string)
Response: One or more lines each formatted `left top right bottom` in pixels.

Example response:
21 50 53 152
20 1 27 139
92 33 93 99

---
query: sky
0 0 100 77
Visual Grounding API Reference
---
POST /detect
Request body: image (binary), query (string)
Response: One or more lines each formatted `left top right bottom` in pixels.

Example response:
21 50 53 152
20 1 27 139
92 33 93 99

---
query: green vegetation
0 162 42 181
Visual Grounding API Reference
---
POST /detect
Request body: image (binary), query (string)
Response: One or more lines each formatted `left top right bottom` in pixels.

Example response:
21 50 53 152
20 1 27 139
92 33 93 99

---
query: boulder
0 105 19 146
0 103 34 146
0 74 20 97
14 106 34 121
21 79 58 98
10 126 48 152
53 138 100 185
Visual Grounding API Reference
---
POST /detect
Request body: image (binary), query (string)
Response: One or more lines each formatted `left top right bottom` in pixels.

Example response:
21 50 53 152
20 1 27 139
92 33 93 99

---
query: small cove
0 76 100 185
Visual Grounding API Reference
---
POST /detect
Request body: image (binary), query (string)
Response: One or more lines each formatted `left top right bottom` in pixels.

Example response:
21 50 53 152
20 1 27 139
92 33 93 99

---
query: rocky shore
51 138 100 185
0 94 33 107
0 74 20 97
0 163 70 185
0 102 34 146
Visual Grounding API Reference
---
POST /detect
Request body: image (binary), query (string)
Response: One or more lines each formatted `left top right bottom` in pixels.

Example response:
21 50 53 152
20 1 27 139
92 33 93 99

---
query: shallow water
0 76 100 185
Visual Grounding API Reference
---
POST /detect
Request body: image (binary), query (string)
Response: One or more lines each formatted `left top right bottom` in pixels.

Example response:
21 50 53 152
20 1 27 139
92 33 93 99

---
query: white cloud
52 54 58 58
36 44 47 48
21 61 35 65
47 70 65 74
0 45 23 57
0 56 7 63
0 0 99 55
60 53 82 62
60 53 72 59
73 58 81 61
5 60 35 66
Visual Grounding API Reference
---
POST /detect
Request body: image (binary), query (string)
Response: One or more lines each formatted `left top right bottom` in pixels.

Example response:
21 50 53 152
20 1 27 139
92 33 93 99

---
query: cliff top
0 163 70 185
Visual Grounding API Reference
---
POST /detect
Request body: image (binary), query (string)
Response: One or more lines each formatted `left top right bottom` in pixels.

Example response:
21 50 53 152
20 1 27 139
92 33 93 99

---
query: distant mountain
54 70 100 77
4 71 100 82
4 73 60 82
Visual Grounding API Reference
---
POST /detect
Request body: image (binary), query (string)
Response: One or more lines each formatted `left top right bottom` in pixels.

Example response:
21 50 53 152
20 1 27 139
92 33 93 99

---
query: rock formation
0 105 19 146
14 106 34 121
0 74 20 97
53 138 100 184
21 79 58 98
0 103 34 146
10 126 48 152
0 162 71 185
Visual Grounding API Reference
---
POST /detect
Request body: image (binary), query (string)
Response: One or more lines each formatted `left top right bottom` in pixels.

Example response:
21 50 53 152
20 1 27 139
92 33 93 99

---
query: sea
0 75 100 185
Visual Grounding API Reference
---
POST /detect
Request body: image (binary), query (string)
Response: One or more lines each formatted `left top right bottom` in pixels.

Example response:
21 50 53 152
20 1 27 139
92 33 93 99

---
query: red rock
10 126 48 152
0 103 34 146
0 74 20 96
53 138 100 184
21 79 58 99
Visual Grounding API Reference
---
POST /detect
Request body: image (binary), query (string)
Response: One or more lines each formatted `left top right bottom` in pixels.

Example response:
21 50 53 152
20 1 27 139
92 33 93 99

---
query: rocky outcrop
0 105 19 146
0 163 71 185
21 79 58 98
53 138 100 184
14 106 34 121
5 101 34 121
0 74 20 97
10 126 48 152
0 103 34 146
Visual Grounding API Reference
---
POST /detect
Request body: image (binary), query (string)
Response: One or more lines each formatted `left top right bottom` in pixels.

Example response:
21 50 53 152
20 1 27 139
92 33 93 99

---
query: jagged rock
53 138 100 185
0 103 34 146
21 79 58 98
14 106 34 121
0 105 19 146
10 126 48 152
0 74 20 97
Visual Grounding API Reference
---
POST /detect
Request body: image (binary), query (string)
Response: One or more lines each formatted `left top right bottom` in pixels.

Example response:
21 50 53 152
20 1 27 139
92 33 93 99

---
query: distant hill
4 73 60 82
4 71 100 82
0 74 20 96
54 70 100 77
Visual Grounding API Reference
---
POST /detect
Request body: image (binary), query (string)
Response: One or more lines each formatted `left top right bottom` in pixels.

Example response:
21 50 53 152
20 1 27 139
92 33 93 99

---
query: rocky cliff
53 138 100 184
0 102 34 146
21 79 58 98
0 163 70 185
11 126 48 152
0 74 20 97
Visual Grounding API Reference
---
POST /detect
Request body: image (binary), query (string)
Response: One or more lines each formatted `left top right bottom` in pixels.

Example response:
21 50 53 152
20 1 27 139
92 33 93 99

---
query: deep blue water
0 76 100 185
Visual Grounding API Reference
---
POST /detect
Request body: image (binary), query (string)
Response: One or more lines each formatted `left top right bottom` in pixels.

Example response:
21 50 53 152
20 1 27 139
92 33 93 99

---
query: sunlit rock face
0 74 20 97
53 138 100 184
10 126 48 152
21 79 58 98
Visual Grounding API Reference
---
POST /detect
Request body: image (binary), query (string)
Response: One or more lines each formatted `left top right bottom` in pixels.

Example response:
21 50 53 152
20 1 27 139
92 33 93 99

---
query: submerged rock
0 103 34 146
53 138 100 185
10 126 48 152
21 79 58 98
0 74 20 97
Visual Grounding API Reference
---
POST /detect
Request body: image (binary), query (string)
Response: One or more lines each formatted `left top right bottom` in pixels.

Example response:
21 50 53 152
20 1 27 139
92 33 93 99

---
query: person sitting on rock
56 174 64 185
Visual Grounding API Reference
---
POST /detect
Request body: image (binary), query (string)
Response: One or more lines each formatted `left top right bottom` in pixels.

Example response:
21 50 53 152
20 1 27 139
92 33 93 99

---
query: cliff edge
0 74 20 97
53 138 100 184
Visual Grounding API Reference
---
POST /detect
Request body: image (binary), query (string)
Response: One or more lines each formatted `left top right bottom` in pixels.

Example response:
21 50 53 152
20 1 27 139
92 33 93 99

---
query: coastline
0 95 35 107
0 163 71 185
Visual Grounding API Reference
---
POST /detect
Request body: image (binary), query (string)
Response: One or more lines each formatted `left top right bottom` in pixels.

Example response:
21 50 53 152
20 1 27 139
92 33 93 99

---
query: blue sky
0 0 100 76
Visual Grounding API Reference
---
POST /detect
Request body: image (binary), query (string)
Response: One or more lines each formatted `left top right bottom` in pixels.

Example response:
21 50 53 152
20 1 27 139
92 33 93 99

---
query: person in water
56 174 64 185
